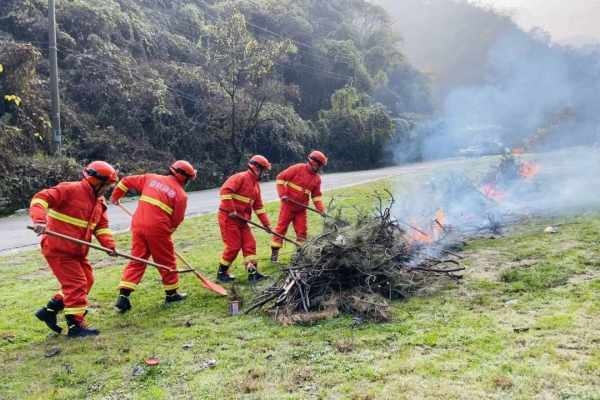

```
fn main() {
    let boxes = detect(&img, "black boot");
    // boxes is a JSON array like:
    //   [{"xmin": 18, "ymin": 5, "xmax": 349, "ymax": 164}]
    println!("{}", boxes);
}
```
[
  {"xmin": 35, "ymin": 298, "xmax": 64, "ymax": 334},
  {"xmin": 270, "ymin": 247, "xmax": 280, "ymax": 262},
  {"xmin": 114, "ymin": 294, "xmax": 132, "ymax": 313},
  {"xmin": 165, "ymin": 289, "xmax": 187, "ymax": 303},
  {"xmin": 248, "ymin": 265, "xmax": 267, "ymax": 282},
  {"xmin": 66, "ymin": 315, "xmax": 99, "ymax": 338},
  {"xmin": 217, "ymin": 264, "xmax": 235, "ymax": 283}
]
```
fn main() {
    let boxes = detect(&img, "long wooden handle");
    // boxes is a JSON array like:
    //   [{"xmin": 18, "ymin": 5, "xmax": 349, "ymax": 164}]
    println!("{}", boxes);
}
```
[
  {"xmin": 28, "ymin": 226, "xmax": 192, "ymax": 273},
  {"xmin": 116, "ymin": 203, "xmax": 227, "ymax": 296},
  {"xmin": 116, "ymin": 202, "xmax": 134, "ymax": 217},
  {"xmin": 233, "ymin": 215, "xmax": 301, "ymax": 247},
  {"xmin": 283, "ymin": 197, "xmax": 338, "ymax": 221}
]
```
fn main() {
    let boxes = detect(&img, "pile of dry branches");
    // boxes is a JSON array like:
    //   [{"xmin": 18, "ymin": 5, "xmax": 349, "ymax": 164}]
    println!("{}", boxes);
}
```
[{"xmin": 247, "ymin": 196, "xmax": 464, "ymax": 324}]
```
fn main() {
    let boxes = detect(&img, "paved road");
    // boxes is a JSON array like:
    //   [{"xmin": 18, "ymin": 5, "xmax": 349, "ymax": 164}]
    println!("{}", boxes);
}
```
[{"xmin": 0, "ymin": 159, "xmax": 465, "ymax": 254}]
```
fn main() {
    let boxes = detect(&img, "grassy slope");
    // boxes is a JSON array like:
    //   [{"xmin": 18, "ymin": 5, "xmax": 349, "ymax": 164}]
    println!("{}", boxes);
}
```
[{"xmin": 1, "ymin": 173, "xmax": 600, "ymax": 399}]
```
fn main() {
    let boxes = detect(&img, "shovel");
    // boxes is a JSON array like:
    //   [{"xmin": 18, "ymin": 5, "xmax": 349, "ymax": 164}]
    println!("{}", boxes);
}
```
[{"xmin": 115, "ymin": 203, "xmax": 227, "ymax": 296}]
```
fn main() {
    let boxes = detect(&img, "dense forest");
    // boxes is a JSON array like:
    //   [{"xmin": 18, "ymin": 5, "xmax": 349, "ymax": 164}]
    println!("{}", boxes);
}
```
[
  {"xmin": 0, "ymin": 0, "xmax": 431, "ymax": 213},
  {"xmin": 1, "ymin": 0, "xmax": 599, "ymax": 214}
]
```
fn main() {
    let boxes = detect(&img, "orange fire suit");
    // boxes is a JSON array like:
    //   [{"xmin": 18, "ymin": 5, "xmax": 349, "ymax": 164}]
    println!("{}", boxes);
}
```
[
  {"xmin": 271, "ymin": 163, "xmax": 324, "ymax": 248},
  {"xmin": 111, "ymin": 174, "xmax": 187, "ymax": 292},
  {"xmin": 218, "ymin": 170, "xmax": 270, "ymax": 266},
  {"xmin": 29, "ymin": 180, "xmax": 115, "ymax": 317}
]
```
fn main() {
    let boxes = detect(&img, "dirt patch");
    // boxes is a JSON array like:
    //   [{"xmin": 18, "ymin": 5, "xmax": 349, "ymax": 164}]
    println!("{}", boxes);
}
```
[
  {"xmin": 567, "ymin": 269, "xmax": 600, "ymax": 285},
  {"xmin": 462, "ymin": 249, "xmax": 505, "ymax": 280},
  {"xmin": 463, "ymin": 248, "xmax": 543, "ymax": 283}
]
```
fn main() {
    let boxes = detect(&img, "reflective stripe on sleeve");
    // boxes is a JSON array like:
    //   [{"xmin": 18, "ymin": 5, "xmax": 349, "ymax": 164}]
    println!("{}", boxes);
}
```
[
  {"xmin": 30, "ymin": 198, "xmax": 49, "ymax": 209},
  {"xmin": 116, "ymin": 181, "xmax": 128, "ymax": 192}
]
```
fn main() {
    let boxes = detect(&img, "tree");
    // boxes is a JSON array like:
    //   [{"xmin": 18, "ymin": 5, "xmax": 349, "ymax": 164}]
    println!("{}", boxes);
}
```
[
  {"xmin": 317, "ymin": 86, "xmax": 394, "ymax": 169},
  {"xmin": 206, "ymin": 9, "xmax": 295, "ymax": 163}
]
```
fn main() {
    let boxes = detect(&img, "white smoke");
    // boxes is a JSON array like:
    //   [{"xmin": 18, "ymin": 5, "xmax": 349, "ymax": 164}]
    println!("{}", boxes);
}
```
[{"xmin": 392, "ymin": 25, "xmax": 600, "ymax": 238}]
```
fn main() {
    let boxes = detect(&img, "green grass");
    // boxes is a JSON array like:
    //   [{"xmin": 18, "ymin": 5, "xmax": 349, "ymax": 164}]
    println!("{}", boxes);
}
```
[{"xmin": 1, "ymin": 173, "xmax": 600, "ymax": 399}]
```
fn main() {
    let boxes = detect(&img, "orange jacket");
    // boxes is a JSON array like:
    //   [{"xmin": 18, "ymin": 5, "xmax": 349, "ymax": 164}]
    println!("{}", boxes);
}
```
[
  {"xmin": 29, "ymin": 180, "xmax": 115, "ymax": 257},
  {"xmin": 276, "ymin": 163, "xmax": 324, "ymax": 212},
  {"xmin": 111, "ymin": 174, "xmax": 187, "ymax": 234},
  {"xmin": 219, "ymin": 170, "xmax": 270, "ymax": 227}
]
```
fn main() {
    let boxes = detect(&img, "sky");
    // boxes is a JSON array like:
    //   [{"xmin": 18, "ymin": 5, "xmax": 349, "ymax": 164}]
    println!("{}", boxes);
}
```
[{"xmin": 475, "ymin": 0, "xmax": 600, "ymax": 45}]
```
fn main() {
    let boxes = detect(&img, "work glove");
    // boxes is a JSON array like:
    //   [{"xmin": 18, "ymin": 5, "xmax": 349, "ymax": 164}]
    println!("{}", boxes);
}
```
[
  {"xmin": 106, "ymin": 248, "xmax": 118, "ymax": 257},
  {"xmin": 32, "ymin": 223, "xmax": 46, "ymax": 236}
]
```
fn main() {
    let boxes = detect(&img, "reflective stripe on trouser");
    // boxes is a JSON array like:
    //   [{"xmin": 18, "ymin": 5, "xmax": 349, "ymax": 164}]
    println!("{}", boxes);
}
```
[
  {"xmin": 218, "ymin": 212, "xmax": 256, "ymax": 265},
  {"xmin": 271, "ymin": 205, "xmax": 307, "ymax": 248},
  {"xmin": 44, "ymin": 254, "xmax": 94, "ymax": 316},
  {"xmin": 119, "ymin": 230, "xmax": 179, "ymax": 291}
]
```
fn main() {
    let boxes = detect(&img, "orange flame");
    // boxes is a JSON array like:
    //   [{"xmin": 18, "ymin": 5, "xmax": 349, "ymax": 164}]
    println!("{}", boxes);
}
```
[
  {"xmin": 481, "ymin": 184, "xmax": 505, "ymax": 201},
  {"xmin": 408, "ymin": 218, "xmax": 432, "ymax": 244},
  {"xmin": 519, "ymin": 161, "xmax": 540, "ymax": 179},
  {"xmin": 432, "ymin": 208, "xmax": 446, "ymax": 241},
  {"xmin": 408, "ymin": 209, "xmax": 447, "ymax": 245},
  {"xmin": 435, "ymin": 208, "xmax": 446, "ymax": 226}
]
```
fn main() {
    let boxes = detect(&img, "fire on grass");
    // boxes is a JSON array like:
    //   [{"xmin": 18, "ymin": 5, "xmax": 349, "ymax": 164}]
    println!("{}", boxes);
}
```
[
  {"xmin": 248, "ymin": 146, "xmax": 546, "ymax": 325},
  {"xmin": 480, "ymin": 149, "xmax": 541, "ymax": 202}
]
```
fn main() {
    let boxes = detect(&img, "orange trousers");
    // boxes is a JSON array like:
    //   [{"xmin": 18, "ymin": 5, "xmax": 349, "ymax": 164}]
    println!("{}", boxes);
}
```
[
  {"xmin": 118, "ymin": 230, "xmax": 179, "ymax": 291},
  {"xmin": 44, "ymin": 254, "xmax": 93, "ymax": 316},
  {"xmin": 271, "ymin": 204, "xmax": 307, "ymax": 248},
  {"xmin": 218, "ymin": 211, "xmax": 257, "ymax": 266}
]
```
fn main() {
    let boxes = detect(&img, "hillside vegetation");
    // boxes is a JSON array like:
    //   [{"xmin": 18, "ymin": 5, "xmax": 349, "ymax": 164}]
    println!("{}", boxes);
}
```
[{"xmin": 0, "ymin": 0, "xmax": 431, "ymax": 213}]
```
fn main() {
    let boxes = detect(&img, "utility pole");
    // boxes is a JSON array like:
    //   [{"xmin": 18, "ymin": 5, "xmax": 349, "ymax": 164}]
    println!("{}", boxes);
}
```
[{"xmin": 48, "ymin": 0, "xmax": 62, "ymax": 154}]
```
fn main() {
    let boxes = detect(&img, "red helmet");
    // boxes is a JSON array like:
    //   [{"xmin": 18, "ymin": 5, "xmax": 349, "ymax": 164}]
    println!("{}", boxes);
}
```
[
  {"xmin": 248, "ymin": 155, "xmax": 271, "ymax": 171},
  {"xmin": 83, "ymin": 161, "xmax": 118, "ymax": 185},
  {"xmin": 308, "ymin": 150, "xmax": 328, "ymax": 167},
  {"xmin": 169, "ymin": 160, "xmax": 197, "ymax": 182}
]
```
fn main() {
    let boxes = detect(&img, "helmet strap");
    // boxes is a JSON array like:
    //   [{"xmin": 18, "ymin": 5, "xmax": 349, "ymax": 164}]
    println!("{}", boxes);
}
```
[{"xmin": 249, "ymin": 163, "xmax": 263, "ymax": 179}]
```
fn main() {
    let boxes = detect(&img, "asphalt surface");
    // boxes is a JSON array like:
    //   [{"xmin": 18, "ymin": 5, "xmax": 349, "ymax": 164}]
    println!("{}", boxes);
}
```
[{"xmin": 0, "ymin": 159, "xmax": 464, "ymax": 254}]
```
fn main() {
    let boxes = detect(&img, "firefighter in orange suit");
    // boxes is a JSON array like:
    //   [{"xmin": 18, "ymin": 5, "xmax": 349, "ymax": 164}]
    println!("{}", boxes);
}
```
[
  {"xmin": 30, "ymin": 161, "xmax": 118, "ymax": 337},
  {"xmin": 217, "ymin": 155, "xmax": 272, "ymax": 283},
  {"xmin": 270, "ymin": 151, "xmax": 327, "ymax": 262},
  {"xmin": 110, "ymin": 160, "xmax": 196, "ymax": 312}
]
